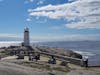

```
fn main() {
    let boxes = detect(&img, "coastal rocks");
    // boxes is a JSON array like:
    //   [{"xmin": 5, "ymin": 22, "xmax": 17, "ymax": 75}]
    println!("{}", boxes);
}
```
[
  {"xmin": 63, "ymin": 50, "xmax": 82, "ymax": 59},
  {"xmin": 0, "ymin": 46, "xmax": 82, "ymax": 60},
  {"xmin": 35, "ymin": 46, "xmax": 82, "ymax": 59}
]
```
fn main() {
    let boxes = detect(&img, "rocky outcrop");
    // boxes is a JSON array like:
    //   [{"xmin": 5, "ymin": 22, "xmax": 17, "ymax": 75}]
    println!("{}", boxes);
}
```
[
  {"xmin": 35, "ymin": 46, "xmax": 82, "ymax": 59},
  {"xmin": 0, "ymin": 46, "xmax": 82, "ymax": 59}
]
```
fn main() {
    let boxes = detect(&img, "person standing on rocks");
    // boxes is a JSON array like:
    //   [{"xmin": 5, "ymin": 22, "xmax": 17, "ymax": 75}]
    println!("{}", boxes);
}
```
[
  {"xmin": 82, "ymin": 56, "xmax": 88, "ymax": 67},
  {"xmin": 0, "ymin": 55, "xmax": 1, "ymax": 60}
]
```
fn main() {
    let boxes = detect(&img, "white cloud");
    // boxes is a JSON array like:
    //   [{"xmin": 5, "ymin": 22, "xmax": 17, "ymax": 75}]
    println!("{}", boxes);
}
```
[
  {"xmin": 29, "ymin": 0, "xmax": 34, "ymax": 2},
  {"xmin": 0, "ymin": 41, "xmax": 22, "ymax": 47},
  {"xmin": 27, "ymin": 0, "xmax": 34, "ymax": 2},
  {"xmin": 28, "ymin": 0, "xmax": 100, "ymax": 29},
  {"xmin": 26, "ymin": 18, "xmax": 32, "ymax": 21},
  {"xmin": 35, "ymin": 19, "xmax": 47, "ymax": 23},
  {"xmin": 34, "ymin": 16, "xmax": 47, "ymax": 23},
  {"xmin": 31, "ymin": 34, "xmax": 100, "ymax": 41},
  {"xmin": 66, "ymin": 21, "xmax": 100, "ymax": 29},
  {"xmin": 25, "ymin": 0, "xmax": 45, "ymax": 5},
  {"xmin": 0, "ymin": 33, "xmax": 100, "ymax": 41},
  {"xmin": 24, "ymin": 0, "xmax": 34, "ymax": 4},
  {"xmin": 0, "ymin": 34, "xmax": 22, "ymax": 38},
  {"xmin": 37, "ymin": 0, "xmax": 44, "ymax": 5},
  {"xmin": 68, "ymin": 0, "xmax": 74, "ymax": 1},
  {"xmin": 0, "ymin": 34, "xmax": 22, "ymax": 41}
]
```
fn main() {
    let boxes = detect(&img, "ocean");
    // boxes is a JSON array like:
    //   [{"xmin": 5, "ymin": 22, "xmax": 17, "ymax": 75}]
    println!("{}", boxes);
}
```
[{"xmin": 36, "ymin": 41, "xmax": 100, "ymax": 66}]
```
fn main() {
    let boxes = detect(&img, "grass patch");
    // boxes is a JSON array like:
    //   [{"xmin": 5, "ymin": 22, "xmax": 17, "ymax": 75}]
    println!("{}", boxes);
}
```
[{"xmin": 0, "ymin": 50, "xmax": 10, "ymax": 55}]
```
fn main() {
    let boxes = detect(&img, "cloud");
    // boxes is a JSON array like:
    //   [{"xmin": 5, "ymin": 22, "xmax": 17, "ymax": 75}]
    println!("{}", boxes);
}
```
[
  {"xmin": 36, "ymin": 19, "xmax": 47, "ymax": 23},
  {"xmin": 0, "ymin": 34, "xmax": 21, "ymax": 38},
  {"xmin": 28, "ymin": 0, "xmax": 100, "ymax": 29},
  {"xmin": 31, "ymin": 34, "xmax": 100, "ymax": 41},
  {"xmin": 0, "ymin": 41, "xmax": 22, "ymax": 47},
  {"xmin": 26, "ymin": 18, "xmax": 32, "ymax": 21},
  {"xmin": 27, "ymin": 0, "xmax": 34, "ymax": 2},
  {"xmin": 68, "ymin": 0, "xmax": 75, "ymax": 1},
  {"xmin": 65, "ymin": 19, "xmax": 100, "ymax": 29},
  {"xmin": 25, "ymin": 0, "xmax": 45, "ymax": 5},
  {"xmin": 29, "ymin": 0, "xmax": 34, "ymax": 2},
  {"xmin": 0, "ymin": 34, "xmax": 22, "ymax": 41},
  {"xmin": 0, "ymin": 33, "xmax": 100, "ymax": 41},
  {"xmin": 37, "ymin": 0, "xmax": 44, "ymax": 5},
  {"xmin": 24, "ymin": 0, "xmax": 34, "ymax": 4}
]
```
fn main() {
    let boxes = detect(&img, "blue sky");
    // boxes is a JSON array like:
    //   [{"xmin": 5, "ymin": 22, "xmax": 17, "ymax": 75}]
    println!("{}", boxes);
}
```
[{"xmin": 0, "ymin": 0, "xmax": 100, "ymax": 42}]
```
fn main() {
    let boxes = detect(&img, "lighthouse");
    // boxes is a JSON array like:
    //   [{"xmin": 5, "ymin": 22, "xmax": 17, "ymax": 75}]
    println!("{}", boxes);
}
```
[{"xmin": 23, "ymin": 27, "xmax": 30, "ymax": 46}]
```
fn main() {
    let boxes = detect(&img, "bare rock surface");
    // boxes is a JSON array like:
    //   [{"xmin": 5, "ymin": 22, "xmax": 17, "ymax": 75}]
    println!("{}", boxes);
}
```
[
  {"xmin": 0, "ymin": 61, "xmax": 50, "ymax": 75},
  {"xmin": 0, "ymin": 59, "xmax": 100, "ymax": 75},
  {"xmin": 0, "ymin": 60, "xmax": 67, "ymax": 75},
  {"xmin": 67, "ymin": 69, "xmax": 100, "ymax": 75},
  {"xmin": 35, "ymin": 46, "xmax": 82, "ymax": 59}
]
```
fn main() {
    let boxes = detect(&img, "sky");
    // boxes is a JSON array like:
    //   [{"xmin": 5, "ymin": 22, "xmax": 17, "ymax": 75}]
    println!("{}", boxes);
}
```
[{"xmin": 0, "ymin": 0, "xmax": 100, "ymax": 42}]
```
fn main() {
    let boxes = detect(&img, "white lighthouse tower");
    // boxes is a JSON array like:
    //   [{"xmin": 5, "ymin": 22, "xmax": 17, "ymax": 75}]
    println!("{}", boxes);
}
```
[{"xmin": 24, "ymin": 27, "xmax": 30, "ymax": 46}]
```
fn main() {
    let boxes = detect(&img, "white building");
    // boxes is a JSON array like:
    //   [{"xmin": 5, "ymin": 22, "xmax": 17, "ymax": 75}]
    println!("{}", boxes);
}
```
[{"xmin": 23, "ymin": 27, "xmax": 30, "ymax": 46}]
